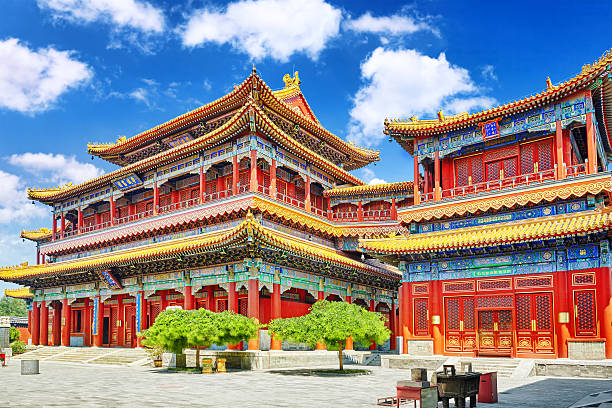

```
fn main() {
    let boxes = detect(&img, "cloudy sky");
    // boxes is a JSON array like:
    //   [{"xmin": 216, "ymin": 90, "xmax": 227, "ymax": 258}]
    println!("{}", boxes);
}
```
[{"xmin": 0, "ymin": 0, "xmax": 611, "ymax": 292}]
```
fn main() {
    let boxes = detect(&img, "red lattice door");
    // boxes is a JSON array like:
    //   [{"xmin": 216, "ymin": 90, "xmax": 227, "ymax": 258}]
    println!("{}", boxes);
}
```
[
  {"xmin": 124, "ymin": 305, "xmax": 135, "ymax": 347},
  {"xmin": 149, "ymin": 302, "xmax": 162, "ymax": 326},
  {"xmin": 520, "ymin": 138, "xmax": 553, "ymax": 174},
  {"xmin": 238, "ymin": 299, "xmax": 248, "ymax": 316},
  {"xmin": 217, "ymin": 299, "xmax": 228, "ymax": 312},
  {"xmin": 110, "ymin": 306, "xmax": 119, "ymax": 346},
  {"xmin": 477, "ymin": 310, "xmax": 513, "ymax": 356},
  {"xmin": 444, "ymin": 297, "xmax": 476, "ymax": 352},
  {"xmin": 413, "ymin": 298, "xmax": 430, "ymax": 336},
  {"xmin": 574, "ymin": 290, "xmax": 597, "ymax": 336},
  {"xmin": 516, "ymin": 293, "xmax": 554, "ymax": 354},
  {"xmin": 455, "ymin": 155, "xmax": 483, "ymax": 187}
]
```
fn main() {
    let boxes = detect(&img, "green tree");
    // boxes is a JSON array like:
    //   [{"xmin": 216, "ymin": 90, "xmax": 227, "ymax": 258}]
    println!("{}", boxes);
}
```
[
  {"xmin": 141, "ymin": 309, "xmax": 258, "ymax": 368},
  {"xmin": 10, "ymin": 327, "xmax": 20, "ymax": 342},
  {"xmin": 268, "ymin": 300, "xmax": 391, "ymax": 371},
  {"xmin": 0, "ymin": 297, "xmax": 28, "ymax": 317}
]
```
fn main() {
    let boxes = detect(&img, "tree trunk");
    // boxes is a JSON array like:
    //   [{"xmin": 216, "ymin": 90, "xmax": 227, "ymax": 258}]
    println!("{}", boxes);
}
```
[
  {"xmin": 195, "ymin": 346, "xmax": 201, "ymax": 369},
  {"xmin": 338, "ymin": 342, "xmax": 344, "ymax": 371}
]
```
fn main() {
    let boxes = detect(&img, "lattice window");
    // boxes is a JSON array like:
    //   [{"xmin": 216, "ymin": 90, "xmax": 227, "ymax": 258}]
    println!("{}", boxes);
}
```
[
  {"xmin": 535, "ymin": 294, "xmax": 552, "ymax": 330},
  {"xmin": 575, "ymin": 290, "xmax": 596, "ymax": 336},
  {"xmin": 484, "ymin": 145, "xmax": 519, "ymax": 162},
  {"xmin": 499, "ymin": 310, "xmax": 512, "ymax": 331},
  {"xmin": 476, "ymin": 295, "xmax": 513, "ymax": 309},
  {"xmin": 217, "ymin": 299, "xmax": 228, "ymax": 312},
  {"xmin": 537, "ymin": 139, "xmax": 553, "ymax": 171},
  {"xmin": 413, "ymin": 285, "xmax": 428, "ymax": 294},
  {"xmin": 520, "ymin": 139, "xmax": 553, "ymax": 173},
  {"xmin": 520, "ymin": 143, "xmax": 535, "ymax": 174},
  {"xmin": 516, "ymin": 295, "xmax": 531, "ymax": 330},
  {"xmin": 478, "ymin": 279, "xmax": 512, "ymax": 291},
  {"xmin": 480, "ymin": 311, "xmax": 494, "ymax": 330},
  {"xmin": 486, "ymin": 161, "xmax": 500, "ymax": 181},
  {"xmin": 238, "ymin": 172, "xmax": 250, "ymax": 187},
  {"xmin": 573, "ymin": 273, "xmax": 595, "ymax": 285},
  {"xmin": 515, "ymin": 276, "xmax": 553, "ymax": 288},
  {"xmin": 239, "ymin": 300, "xmax": 248, "ymax": 316},
  {"xmin": 444, "ymin": 282, "xmax": 475, "ymax": 292},
  {"xmin": 456, "ymin": 158, "xmax": 469, "ymax": 186},
  {"xmin": 446, "ymin": 298, "xmax": 460, "ymax": 331},
  {"xmin": 414, "ymin": 298, "xmax": 429, "ymax": 336},
  {"xmin": 455, "ymin": 156, "xmax": 483, "ymax": 186},
  {"xmin": 463, "ymin": 298, "xmax": 475, "ymax": 330},
  {"xmin": 503, "ymin": 157, "xmax": 517, "ymax": 177}
]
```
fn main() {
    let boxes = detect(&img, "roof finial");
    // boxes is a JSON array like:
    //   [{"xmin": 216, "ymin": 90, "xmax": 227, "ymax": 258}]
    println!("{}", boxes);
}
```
[
  {"xmin": 252, "ymin": 64, "xmax": 257, "ymax": 75},
  {"xmin": 546, "ymin": 77, "xmax": 553, "ymax": 90},
  {"xmin": 437, "ymin": 110, "xmax": 444, "ymax": 121}
]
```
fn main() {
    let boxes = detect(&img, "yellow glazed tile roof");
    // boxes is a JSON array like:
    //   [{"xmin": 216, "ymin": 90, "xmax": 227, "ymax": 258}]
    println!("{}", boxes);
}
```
[
  {"xmin": 385, "ymin": 48, "xmax": 612, "ymax": 136},
  {"xmin": 325, "ymin": 181, "xmax": 414, "ymax": 197},
  {"xmin": 4, "ymin": 287, "xmax": 33, "ymax": 299},
  {"xmin": 21, "ymin": 228, "xmax": 52, "ymax": 242},
  {"xmin": 360, "ymin": 209, "xmax": 612, "ymax": 254},
  {"xmin": 1, "ymin": 212, "xmax": 395, "ymax": 282}
]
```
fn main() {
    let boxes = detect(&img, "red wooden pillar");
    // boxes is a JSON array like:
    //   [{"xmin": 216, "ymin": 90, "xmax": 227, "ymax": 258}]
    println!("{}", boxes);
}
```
[
  {"xmin": 345, "ymin": 294, "xmax": 353, "ymax": 350},
  {"xmin": 357, "ymin": 201, "xmax": 364, "ymax": 221},
  {"xmin": 553, "ymin": 270, "xmax": 571, "ymax": 358},
  {"xmin": 94, "ymin": 296, "xmax": 103, "ymax": 347},
  {"xmin": 413, "ymin": 140, "xmax": 421, "ymax": 205},
  {"xmin": 327, "ymin": 200, "xmax": 333, "ymax": 221},
  {"xmin": 60, "ymin": 212, "xmax": 65, "ymax": 239},
  {"xmin": 247, "ymin": 275, "xmax": 260, "ymax": 350},
  {"xmin": 586, "ymin": 108, "xmax": 597, "ymax": 174},
  {"xmin": 31, "ymin": 302, "xmax": 40, "ymax": 345},
  {"xmin": 83, "ymin": 299, "xmax": 91, "ymax": 347},
  {"xmin": 391, "ymin": 198, "xmax": 397, "ymax": 219},
  {"xmin": 401, "ymin": 282, "xmax": 411, "ymax": 353},
  {"xmin": 434, "ymin": 151, "xmax": 441, "ymax": 201},
  {"xmin": 40, "ymin": 301, "xmax": 48, "ymax": 346},
  {"xmin": 369, "ymin": 299, "xmax": 377, "ymax": 350},
  {"xmin": 185, "ymin": 286, "xmax": 194, "ymax": 310},
  {"xmin": 431, "ymin": 280, "xmax": 443, "ymax": 355},
  {"xmin": 250, "ymin": 149, "xmax": 258, "ymax": 192},
  {"xmin": 52, "ymin": 302, "xmax": 61, "ymax": 346},
  {"xmin": 555, "ymin": 120, "xmax": 566, "ymax": 179},
  {"xmin": 52, "ymin": 214, "xmax": 57, "ymax": 241},
  {"xmin": 61, "ymin": 298, "xmax": 71, "ymax": 346},
  {"xmin": 390, "ymin": 299, "xmax": 397, "ymax": 351},
  {"xmin": 232, "ymin": 155, "xmax": 239, "ymax": 195},
  {"xmin": 305, "ymin": 175, "xmax": 311, "ymax": 211},
  {"xmin": 110, "ymin": 195, "xmax": 116, "ymax": 226},
  {"xmin": 77, "ymin": 207, "xmax": 83, "ymax": 234},
  {"xmin": 270, "ymin": 158, "xmax": 277, "ymax": 198},
  {"xmin": 271, "ymin": 282, "xmax": 282, "ymax": 350},
  {"xmin": 153, "ymin": 182, "xmax": 159, "ymax": 215},
  {"xmin": 598, "ymin": 267, "xmax": 612, "ymax": 358},
  {"xmin": 199, "ymin": 163, "xmax": 205, "ymax": 202},
  {"xmin": 27, "ymin": 309, "xmax": 32, "ymax": 341}
]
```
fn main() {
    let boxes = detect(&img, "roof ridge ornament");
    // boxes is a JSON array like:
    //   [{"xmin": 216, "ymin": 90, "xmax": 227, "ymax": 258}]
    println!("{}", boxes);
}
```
[
  {"xmin": 546, "ymin": 77, "xmax": 553, "ymax": 91},
  {"xmin": 282, "ymin": 71, "xmax": 301, "ymax": 90}
]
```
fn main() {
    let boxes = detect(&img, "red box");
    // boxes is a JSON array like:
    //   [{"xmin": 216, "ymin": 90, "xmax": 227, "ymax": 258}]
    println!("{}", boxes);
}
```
[{"xmin": 478, "ymin": 372, "xmax": 498, "ymax": 403}]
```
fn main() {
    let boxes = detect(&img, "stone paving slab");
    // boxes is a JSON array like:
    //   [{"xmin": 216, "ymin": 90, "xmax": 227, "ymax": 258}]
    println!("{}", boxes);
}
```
[{"xmin": 0, "ymin": 359, "xmax": 611, "ymax": 407}]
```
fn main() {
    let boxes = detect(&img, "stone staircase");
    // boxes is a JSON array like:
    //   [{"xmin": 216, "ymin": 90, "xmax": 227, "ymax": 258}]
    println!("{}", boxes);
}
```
[
  {"xmin": 448, "ymin": 357, "xmax": 523, "ymax": 378},
  {"xmin": 363, "ymin": 353, "xmax": 382, "ymax": 366},
  {"xmin": 13, "ymin": 346, "xmax": 150, "ymax": 367}
]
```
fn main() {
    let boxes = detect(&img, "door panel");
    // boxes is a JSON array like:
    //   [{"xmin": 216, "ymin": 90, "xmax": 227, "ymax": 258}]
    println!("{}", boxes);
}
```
[
  {"xmin": 110, "ymin": 306, "xmax": 118, "ymax": 346},
  {"xmin": 124, "ymin": 306, "xmax": 135, "ymax": 347},
  {"xmin": 478, "ymin": 310, "xmax": 513, "ymax": 355},
  {"xmin": 574, "ymin": 290, "xmax": 597, "ymax": 336},
  {"xmin": 413, "ymin": 298, "xmax": 429, "ymax": 336},
  {"xmin": 516, "ymin": 293, "xmax": 554, "ymax": 354},
  {"xmin": 445, "ymin": 297, "xmax": 476, "ymax": 352}
]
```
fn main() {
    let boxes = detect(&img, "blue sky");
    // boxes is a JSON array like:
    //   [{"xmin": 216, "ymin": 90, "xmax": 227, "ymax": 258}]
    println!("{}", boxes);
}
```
[{"xmin": 0, "ymin": 0, "xmax": 610, "ymax": 292}]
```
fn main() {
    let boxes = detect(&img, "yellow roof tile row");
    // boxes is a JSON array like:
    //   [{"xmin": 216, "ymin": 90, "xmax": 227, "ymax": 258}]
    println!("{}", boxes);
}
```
[
  {"xmin": 4, "ymin": 287, "xmax": 33, "ymax": 299},
  {"xmin": 360, "ymin": 209, "xmax": 612, "ymax": 254},
  {"xmin": 325, "ymin": 181, "xmax": 414, "ymax": 197}
]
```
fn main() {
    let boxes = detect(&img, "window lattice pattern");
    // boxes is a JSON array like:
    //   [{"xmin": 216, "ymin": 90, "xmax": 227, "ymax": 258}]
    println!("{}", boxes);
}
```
[
  {"xmin": 521, "ymin": 143, "xmax": 535, "ymax": 174},
  {"xmin": 217, "ymin": 300, "xmax": 228, "ymax": 312},
  {"xmin": 479, "ymin": 280, "xmax": 512, "ymax": 291},
  {"xmin": 472, "ymin": 159, "xmax": 484, "ymax": 183},
  {"xmin": 445, "ymin": 282, "xmax": 475, "ymax": 292},
  {"xmin": 535, "ymin": 294, "xmax": 551, "ymax": 330},
  {"xmin": 463, "ymin": 298, "xmax": 475, "ymax": 330},
  {"xmin": 446, "ymin": 298, "xmax": 460, "ymax": 330},
  {"xmin": 239, "ymin": 300, "xmax": 248, "ymax": 316},
  {"xmin": 516, "ymin": 295, "xmax": 531, "ymax": 330},
  {"xmin": 575, "ymin": 291, "xmax": 596, "ymax": 335},
  {"xmin": 480, "ymin": 311, "xmax": 494, "ymax": 331},
  {"xmin": 499, "ymin": 310, "xmax": 512, "ymax": 331},
  {"xmin": 415, "ymin": 299, "xmax": 428, "ymax": 332},
  {"xmin": 484, "ymin": 145, "xmax": 519, "ymax": 162},
  {"xmin": 574, "ymin": 274, "xmax": 595, "ymax": 285},
  {"xmin": 515, "ymin": 277, "xmax": 552, "ymax": 288},
  {"xmin": 413, "ymin": 285, "xmax": 428, "ymax": 294},
  {"xmin": 476, "ymin": 295, "xmax": 513, "ymax": 309},
  {"xmin": 456, "ymin": 159, "xmax": 469, "ymax": 186},
  {"xmin": 486, "ymin": 161, "xmax": 500, "ymax": 181},
  {"xmin": 538, "ymin": 140, "xmax": 553, "ymax": 170},
  {"xmin": 504, "ymin": 158, "xmax": 517, "ymax": 177}
]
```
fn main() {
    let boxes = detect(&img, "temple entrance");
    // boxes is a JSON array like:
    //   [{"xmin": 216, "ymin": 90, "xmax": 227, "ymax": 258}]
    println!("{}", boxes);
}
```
[
  {"xmin": 102, "ymin": 317, "xmax": 110, "ymax": 345},
  {"xmin": 444, "ymin": 297, "xmax": 476, "ymax": 353},
  {"xmin": 477, "ymin": 310, "xmax": 513, "ymax": 356},
  {"xmin": 516, "ymin": 292, "xmax": 554, "ymax": 355}
]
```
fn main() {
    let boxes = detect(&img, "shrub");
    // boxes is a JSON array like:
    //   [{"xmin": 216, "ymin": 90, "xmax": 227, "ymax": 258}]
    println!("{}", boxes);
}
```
[
  {"xmin": 11, "ymin": 340, "xmax": 26, "ymax": 355},
  {"xmin": 9, "ymin": 327, "xmax": 20, "ymax": 343}
]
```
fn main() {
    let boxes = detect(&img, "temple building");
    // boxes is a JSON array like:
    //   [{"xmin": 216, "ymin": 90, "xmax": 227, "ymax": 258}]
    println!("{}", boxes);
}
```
[
  {"xmin": 361, "ymin": 49, "xmax": 612, "ymax": 359},
  {"xmin": 2, "ymin": 50, "xmax": 612, "ymax": 360},
  {"xmin": 0, "ymin": 70, "xmax": 403, "ymax": 351}
]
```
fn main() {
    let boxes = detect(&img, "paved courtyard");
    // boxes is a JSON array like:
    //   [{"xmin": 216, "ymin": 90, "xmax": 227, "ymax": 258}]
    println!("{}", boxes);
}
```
[{"xmin": 1, "ymin": 360, "xmax": 611, "ymax": 407}]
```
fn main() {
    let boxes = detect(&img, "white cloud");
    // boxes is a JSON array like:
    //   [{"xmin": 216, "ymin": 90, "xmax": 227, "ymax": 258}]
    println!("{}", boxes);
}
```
[
  {"xmin": 0, "ymin": 171, "xmax": 47, "ymax": 224},
  {"xmin": 178, "ymin": 0, "xmax": 342, "ymax": 62},
  {"xmin": 8, "ymin": 153, "xmax": 105, "ymax": 185},
  {"xmin": 37, "ymin": 0, "xmax": 165, "ymax": 34},
  {"xmin": 360, "ymin": 168, "xmax": 387, "ymax": 185},
  {"xmin": 0, "ymin": 38, "xmax": 92, "ymax": 114},
  {"xmin": 348, "ymin": 48, "xmax": 496, "ymax": 146},
  {"xmin": 481, "ymin": 64, "xmax": 497, "ymax": 81},
  {"xmin": 345, "ymin": 11, "xmax": 437, "ymax": 37}
]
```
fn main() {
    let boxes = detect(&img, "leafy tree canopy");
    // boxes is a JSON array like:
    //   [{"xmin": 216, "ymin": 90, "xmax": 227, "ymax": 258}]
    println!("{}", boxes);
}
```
[
  {"xmin": 0, "ymin": 297, "xmax": 28, "ymax": 317},
  {"xmin": 10, "ymin": 327, "xmax": 20, "ymax": 343}
]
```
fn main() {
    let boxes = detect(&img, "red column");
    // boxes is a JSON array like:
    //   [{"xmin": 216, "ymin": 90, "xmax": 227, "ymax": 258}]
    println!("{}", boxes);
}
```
[
  {"xmin": 250, "ymin": 149, "xmax": 258, "ymax": 192},
  {"xmin": 555, "ymin": 120, "xmax": 566, "ymax": 179},
  {"xmin": 153, "ymin": 182, "xmax": 159, "ymax": 215},
  {"xmin": 31, "ymin": 302, "xmax": 40, "ymax": 345},
  {"xmin": 586, "ymin": 109, "xmax": 597, "ymax": 174},
  {"xmin": 40, "ymin": 301, "xmax": 48, "ymax": 346},
  {"xmin": 432, "ymin": 280, "xmax": 443, "ymax": 355},
  {"xmin": 93, "ymin": 296, "xmax": 103, "ymax": 347},
  {"xmin": 345, "ymin": 295, "xmax": 353, "ymax": 350},
  {"xmin": 391, "ymin": 198, "xmax": 397, "ymax": 220},
  {"xmin": 327, "ymin": 200, "xmax": 332, "ymax": 221},
  {"xmin": 52, "ymin": 302, "xmax": 61, "ymax": 346},
  {"xmin": 401, "ymin": 282, "xmax": 411, "ymax": 353},
  {"xmin": 270, "ymin": 158, "xmax": 277, "ymax": 198},
  {"xmin": 60, "ymin": 212, "xmax": 65, "ymax": 238},
  {"xmin": 185, "ymin": 286, "xmax": 194, "ymax": 310},
  {"xmin": 77, "ymin": 207, "xmax": 83, "ymax": 234},
  {"xmin": 434, "ymin": 151, "xmax": 441, "ymax": 201},
  {"xmin": 599, "ymin": 267, "xmax": 612, "ymax": 358},
  {"xmin": 232, "ymin": 155, "xmax": 239, "ymax": 195},
  {"xmin": 357, "ymin": 201, "xmax": 364, "ymax": 221},
  {"xmin": 413, "ymin": 140, "xmax": 421, "ymax": 205},
  {"xmin": 61, "ymin": 298, "xmax": 71, "ymax": 346},
  {"xmin": 110, "ymin": 195, "xmax": 116, "ymax": 226},
  {"xmin": 305, "ymin": 175, "xmax": 311, "ymax": 211},
  {"xmin": 369, "ymin": 299, "xmax": 377, "ymax": 350},
  {"xmin": 28, "ymin": 309, "xmax": 32, "ymax": 341},
  {"xmin": 271, "ymin": 282, "xmax": 282, "ymax": 350},
  {"xmin": 199, "ymin": 164, "xmax": 205, "ymax": 202},
  {"xmin": 390, "ymin": 300, "xmax": 397, "ymax": 351},
  {"xmin": 247, "ymin": 277, "xmax": 260, "ymax": 350},
  {"xmin": 52, "ymin": 214, "xmax": 57, "ymax": 241}
]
